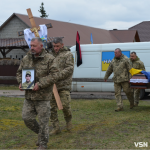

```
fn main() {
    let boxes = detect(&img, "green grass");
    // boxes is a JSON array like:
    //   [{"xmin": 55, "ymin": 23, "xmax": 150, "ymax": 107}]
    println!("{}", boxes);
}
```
[
  {"xmin": 0, "ymin": 97, "xmax": 150, "ymax": 149},
  {"xmin": 0, "ymin": 85, "xmax": 18, "ymax": 90}
]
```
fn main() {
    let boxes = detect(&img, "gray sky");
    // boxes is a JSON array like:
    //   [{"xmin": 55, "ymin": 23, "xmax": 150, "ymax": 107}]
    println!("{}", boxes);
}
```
[{"xmin": 0, "ymin": 0, "xmax": 150, "ymax": 30}]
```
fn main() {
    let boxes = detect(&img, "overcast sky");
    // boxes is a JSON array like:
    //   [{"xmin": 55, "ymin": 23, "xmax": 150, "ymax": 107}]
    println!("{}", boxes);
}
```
[{"xmin": 0, "ymin": 0, "xmax": 150, "ymax": 30}]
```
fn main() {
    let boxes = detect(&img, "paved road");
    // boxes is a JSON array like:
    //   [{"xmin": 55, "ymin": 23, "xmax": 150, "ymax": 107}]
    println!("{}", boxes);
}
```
[
  {"xmin": 0, "ymin": 90, "xmax": 149, "ymax": 100},
  {"xmin": 0, "ymin": 90, "xmax": 25, "ymax": 98},
  {"xmin": 0, "ymin": 90, "xmax": 126, "ymax": 99}
]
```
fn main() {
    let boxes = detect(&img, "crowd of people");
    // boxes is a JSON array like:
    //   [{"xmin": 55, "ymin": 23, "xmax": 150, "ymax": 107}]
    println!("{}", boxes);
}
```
[{"xmin": 16, "ymin": 37, "xmax": 145, "ymax": 149}]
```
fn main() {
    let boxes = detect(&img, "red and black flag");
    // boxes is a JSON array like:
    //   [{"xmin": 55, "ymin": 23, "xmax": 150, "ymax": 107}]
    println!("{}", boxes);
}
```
[{"xmin": 76, "ymin": 31, "xmax": 82, "ymax": 67}]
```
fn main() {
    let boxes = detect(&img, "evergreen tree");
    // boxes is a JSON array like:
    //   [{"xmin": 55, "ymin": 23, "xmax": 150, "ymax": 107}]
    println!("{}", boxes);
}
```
[{"xmin": 38, "ymin": 2, "xmax": 49, "ymax": 18}]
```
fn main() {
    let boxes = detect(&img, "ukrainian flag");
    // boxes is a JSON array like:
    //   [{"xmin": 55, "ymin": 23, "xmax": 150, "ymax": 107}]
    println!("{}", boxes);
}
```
[
  {"xmin": 90, "ymin": 33, "xmax": 93, "ymax": 44},
  {"xmin": 129, "ymin": 68, "xmax": 150, "ymax": 82},
  {"xmin": 102, "ymin": 51, "xmax": 130, "ymax": 71},
  {"xmin": 129, "ymin": 68, "xmax": 142, "ymax": 76}
]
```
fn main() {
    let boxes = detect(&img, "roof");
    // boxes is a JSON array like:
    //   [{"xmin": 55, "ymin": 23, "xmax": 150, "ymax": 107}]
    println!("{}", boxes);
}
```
[
  {"xmin": 0, "ymin": 37, "xmax": 63, "ymax": 49},
  {"xmin": 129, "ymin": 21, "xmax": 150, "ymax": 42},
  {"xmin": 0, "ymin": 13, "xmax": 140, "ymax": 46},
  {"xmin": 0, "ymin": 38, "xmax": 28, "ymax": 49},
  {"xmin": 110, "ymin": 30, "xmax": 140, "ymax": 42}
]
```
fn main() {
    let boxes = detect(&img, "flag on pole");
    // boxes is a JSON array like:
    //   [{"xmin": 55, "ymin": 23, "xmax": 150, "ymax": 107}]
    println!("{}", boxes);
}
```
[
  {"xmin": 90, "ymin": 33, "xmax": 93, "ymax": 44},
  {"xmin": 76, "ymin": 31, "xmax": 82, "ymax": 67}
]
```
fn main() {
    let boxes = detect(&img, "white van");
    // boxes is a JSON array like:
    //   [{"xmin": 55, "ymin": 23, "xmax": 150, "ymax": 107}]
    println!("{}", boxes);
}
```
[{"xmin": 70, "ymin": 42, "xmax": 150, "ymax": 99}]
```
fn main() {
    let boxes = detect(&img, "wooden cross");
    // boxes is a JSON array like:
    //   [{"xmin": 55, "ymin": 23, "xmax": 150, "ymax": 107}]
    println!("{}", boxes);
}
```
[
  {"xmin": 26, "ymin": 8, "xmax": 40, "ymax": 37},
  {"xmin": 18, "ymin": 8, "xmax": 53, "ymax": 36},
  {"xmin": 18, "ymin": 8, "xmax": 63, "ymax": 110}
]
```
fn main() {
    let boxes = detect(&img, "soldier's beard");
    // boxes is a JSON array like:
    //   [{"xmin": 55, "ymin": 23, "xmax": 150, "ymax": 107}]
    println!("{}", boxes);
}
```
[
  {"xmin": 130, "ymin": 58, "xmax": 135, "ymax": 61},
  {"xmin": 31, "ymin": 50, "xmax": 41, "ymax": 57},
  {"xmin": 31, "ymin": 50, "xmax": 36, "ymax": 55}
]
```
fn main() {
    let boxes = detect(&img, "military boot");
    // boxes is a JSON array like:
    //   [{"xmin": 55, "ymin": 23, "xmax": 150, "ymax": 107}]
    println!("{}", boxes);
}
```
[
  {"xmin": 36, "ymin": 141, "xmax": 39, "ymax": 146},
  {"xmin": 115, "ymin": 107, "xmax": 124, "ymax": 112},
  {"xmin": 130, "ymin": 103, "xmax": 134, "ymax": 109},
  {"xmin": 36, "ymin": 135, "xmax": 40, "ymax": 146},
  {"xmin": 66, "ymin": 121, "xmax": 73, "ymax": 131},
  {"xmin": 37, "ymin": 145, "xmax": 46, "ymax": 150},
  {"xmin": 49, "ymin": 128, "xmax": 61, "ymax": 135},
  {"xmin": 49, "ymin": 122, "xmax": 61, "ymax": 135},
  {"xmin": 134, "ymin": 102, "xmax": 138, "ymax": 107}
]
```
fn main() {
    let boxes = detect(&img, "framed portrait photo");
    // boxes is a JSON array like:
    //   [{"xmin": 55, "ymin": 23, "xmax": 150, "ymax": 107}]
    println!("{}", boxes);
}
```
[{"xmin": 21, "ymin": 68, "xmax": 35, "ymax": 90}]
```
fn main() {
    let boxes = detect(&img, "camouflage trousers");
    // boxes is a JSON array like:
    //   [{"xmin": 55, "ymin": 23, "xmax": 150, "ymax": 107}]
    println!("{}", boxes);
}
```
[
  {"xmin": 134, "ymin": 89, "xmax": 140, "ymax": 103},
  {"xmin": 50, "ymin": 90, "xmax": 72, "ymax": 128},
  {"xmin": 114, "ymin": 81, "xmax": 134, "ymax": 108},
  {"xmin": 22, "ymin": 99, "xmax": 50, "ymax": 148}
]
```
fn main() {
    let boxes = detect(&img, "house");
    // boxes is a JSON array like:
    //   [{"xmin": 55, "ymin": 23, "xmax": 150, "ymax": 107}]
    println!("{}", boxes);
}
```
[
  {"xmin": 0, "ymin": 13, "xmax": 140, "ymax": 60},
  {"xmin": 129, "ymin": 21, "xmax": 150, "ymax": 42}
]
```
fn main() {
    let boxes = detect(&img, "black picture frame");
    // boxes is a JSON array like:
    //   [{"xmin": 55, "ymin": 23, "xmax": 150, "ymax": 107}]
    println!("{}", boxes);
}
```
[{"xmin": 21, "ymin": 68, "xmax": 35, "ymax": 90}]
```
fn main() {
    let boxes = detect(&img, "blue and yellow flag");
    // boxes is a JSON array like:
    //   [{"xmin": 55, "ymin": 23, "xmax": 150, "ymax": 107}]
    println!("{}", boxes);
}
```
[
  {"xmin": 129, "ymin": 68, "xmax": 150, "ymax": 82},
  {"xmin": 90, "ymin": 33, "xmax": 93, "ymax": 44},
  {"xmin": 129, "ymin": 68, "xmax": 142, "ymax": 76},
  {"xmin": 102, "ymin": 51, "xmax": 130, "ymax": 71}
]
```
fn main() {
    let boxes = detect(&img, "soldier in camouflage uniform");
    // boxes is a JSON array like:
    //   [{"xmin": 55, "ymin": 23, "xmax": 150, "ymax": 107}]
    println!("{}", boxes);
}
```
[
  {"xmin": 49, "ymin": 37, "xmax": 74, "ymax": 135},
  {"xmin": 22, "ymin": 71, "xmax": 34, "ymax": 89},
  {"xmin": 16, "ymin": 37, "xmax": 62, "ymax": 149},
  {"xmin": 104, "ymin": 48, "xmax": 134, "ymax": 111},
  {"xmin": 129, "ymin": 51, "xmax": 145, "ymax": 107}
]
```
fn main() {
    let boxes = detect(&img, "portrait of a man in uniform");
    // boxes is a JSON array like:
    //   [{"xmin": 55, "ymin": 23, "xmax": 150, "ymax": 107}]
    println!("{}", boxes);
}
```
[{"xmin": 22, "ymin": 70, "xmax": 34, "ymax": 89}]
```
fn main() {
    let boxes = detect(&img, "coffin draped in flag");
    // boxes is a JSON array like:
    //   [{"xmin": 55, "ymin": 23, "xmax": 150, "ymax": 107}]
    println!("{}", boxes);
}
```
[
  {"xmin": 76, "ymin": 31, "xmax": 82, "ymax": 67},
  {"xmin": 129, "ymin": 68, "xmax": 150, "ymax": 82},
  {"xmin": 129, "ymin": 68, "xmax": 150, "ymax": 89}
]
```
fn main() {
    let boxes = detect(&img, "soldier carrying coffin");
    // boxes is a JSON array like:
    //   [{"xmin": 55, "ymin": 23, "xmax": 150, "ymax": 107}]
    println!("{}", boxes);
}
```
[
  {"xmin": 129, "ymin": 51, "xmax": 146, "ymax": 107},
  {"xmin": 104, "ymin": 48, "xmax": 134, "ymax": 112}
]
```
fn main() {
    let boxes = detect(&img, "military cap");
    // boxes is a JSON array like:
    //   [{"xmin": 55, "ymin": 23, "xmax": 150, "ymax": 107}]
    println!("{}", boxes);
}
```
[{"xmin": 26, "ymin": 71, "xmax": 31, "ymax": 76}]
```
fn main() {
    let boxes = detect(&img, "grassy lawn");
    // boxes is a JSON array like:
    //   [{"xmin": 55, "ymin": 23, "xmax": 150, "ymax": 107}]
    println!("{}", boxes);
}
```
[
  {"xmin": 0, "ymin": 97, "xmax": 150, "ymax": 149},
  {"xmin": 0, "ymin": 85, "xmax": 18, "ymax": 90}
]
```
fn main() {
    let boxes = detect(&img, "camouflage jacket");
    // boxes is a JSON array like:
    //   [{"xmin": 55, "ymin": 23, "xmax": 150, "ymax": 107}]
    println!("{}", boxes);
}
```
[
  {"xmin": 104, "ymin": 54, "xmax": 131, "ymax": 83},
  {"xmin": 16, "ymin": 49, "xmax": 61, "ymax": 101},
  {"xmin": 49, "ymin": 47, "xmax": 74, "ymax": 91},
  {"xmin": 129, "ymin": 56, "xmax": 145, "ymax": 71},
  {"xmin": 22, "ymin": 81, "xmax": 34, "ymax": 89}
]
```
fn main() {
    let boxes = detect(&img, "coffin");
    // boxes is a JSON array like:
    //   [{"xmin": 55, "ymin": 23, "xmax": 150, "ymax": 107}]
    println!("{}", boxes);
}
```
[{"xmin": 130, "ymin": 74, "xmax": 150, "ymax": 89}]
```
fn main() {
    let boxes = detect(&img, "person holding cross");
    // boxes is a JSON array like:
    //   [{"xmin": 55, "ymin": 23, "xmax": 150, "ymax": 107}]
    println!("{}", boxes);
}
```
[
  {"xmin": 16, "ymin": 37, "xmax": 62, "ymax": 149},
  {"xmin": 49, "ymin": 37, "xmax": 74, "ymax": 135}
]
